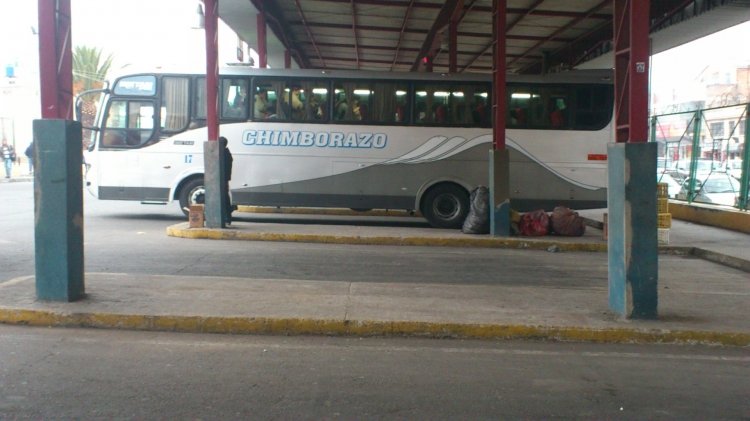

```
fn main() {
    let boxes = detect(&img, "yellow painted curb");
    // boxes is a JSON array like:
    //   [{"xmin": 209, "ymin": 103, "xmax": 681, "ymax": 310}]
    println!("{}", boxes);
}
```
[
  {"xmin": 166, "ymin": 224, "xmax": 750, "ymax": 272},
  {"xmin": 1, "ymin": 308, "xmax": 748, "ymax": 346},
  {"xmin": 670, "ymin": 201, "xmax": 750, "ymax": 234},
  {"xmin": 166, "ymin": 223, "xmax": 608, "ymax": 252}
]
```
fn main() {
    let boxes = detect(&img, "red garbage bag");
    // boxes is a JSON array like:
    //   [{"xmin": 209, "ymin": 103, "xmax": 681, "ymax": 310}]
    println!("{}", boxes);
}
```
[
  {"xmin": 519, "ymin": 210, "xmax": 549, "ymax": 236},
  {"xmin": 550, "ymin": 206, "xmax": 586, "ymax": 236}
]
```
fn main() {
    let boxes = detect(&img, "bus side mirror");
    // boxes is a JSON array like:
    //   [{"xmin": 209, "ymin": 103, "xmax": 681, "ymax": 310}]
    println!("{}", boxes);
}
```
[
  {"xmin": 75, "ymin": 96, "xmax": 85, "ymax": 123},
  {"xmin": 74, "ymin": 88, "xmax": 109, "ymax": 131}
]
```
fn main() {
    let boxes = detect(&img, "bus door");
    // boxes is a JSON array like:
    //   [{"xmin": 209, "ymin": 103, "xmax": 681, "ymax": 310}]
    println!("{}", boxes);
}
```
[
  {"xmin": 96, "ymin": 98, "xmax": 157, "ymax": 201},
  {"xmin": 137, "ymin": 76, "xmax": 193, "ymax": 203}
]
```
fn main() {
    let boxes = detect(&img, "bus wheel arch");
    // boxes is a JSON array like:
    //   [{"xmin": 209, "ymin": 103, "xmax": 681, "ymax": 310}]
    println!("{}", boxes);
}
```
[
  {"xmin": 419, "ymin": 182, "xmax": 470, "ymax": 229},
  {"xmin": 176, "ymin": 175, "xmax": 205, "ymax": 216}
]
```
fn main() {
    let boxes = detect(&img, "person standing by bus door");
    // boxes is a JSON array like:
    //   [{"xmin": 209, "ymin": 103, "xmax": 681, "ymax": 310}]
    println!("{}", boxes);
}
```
[
  {"xmin": 1, "ymin": 138, "xmax": 16, "ymax": 179},
  {"xmin": 219, "ymin": 137, "xmax": 234, "ymax": 225}
]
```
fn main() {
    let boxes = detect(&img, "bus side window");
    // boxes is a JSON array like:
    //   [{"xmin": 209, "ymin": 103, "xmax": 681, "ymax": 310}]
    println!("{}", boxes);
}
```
[
  {"xmin": 414, "ymin": 87, "xmax": 433, "ymax": 124},
  {"xmin": 472, "ymin": 91, "xmax": 490, "ymax": 127},
  {"xmin": 194, "ymin": 77, "xmax": 206, "ymax": 120},
  {"xmin": 103, "ymin": 100, "xmax": 127, "ymax": 146},
  {"xmin": 221, "ymin": 78, "xmax": 248, "ymax": 120},
  {"xmin": 253, "ymin": 81, "xmax": 272, "ymax": 120},
  {"xmin": 103, "ymin": 130, "xmax": 126, "ymax": 147},
  {"xmin": 161, "ymin": 77, "xmax": 190, "ymax": 133},
  {"xmin": 102, "ymin": 100, "xmax": 155, "ymax": 148}
]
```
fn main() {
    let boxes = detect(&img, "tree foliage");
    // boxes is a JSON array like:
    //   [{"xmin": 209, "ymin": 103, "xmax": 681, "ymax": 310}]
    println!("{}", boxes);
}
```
[
  {"xmin": 73, "ymin": 45, "xmax": 113, "ymax": 94},
  {"xmin": 73, "ymin": 46, "xmax": 113, "ymax": 148}
]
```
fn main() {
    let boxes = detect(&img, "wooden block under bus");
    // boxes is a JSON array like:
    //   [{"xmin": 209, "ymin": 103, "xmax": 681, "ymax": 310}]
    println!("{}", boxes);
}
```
[{"xmin": 188, "ymin": 204, "xmax": 205, "ymax": 228}]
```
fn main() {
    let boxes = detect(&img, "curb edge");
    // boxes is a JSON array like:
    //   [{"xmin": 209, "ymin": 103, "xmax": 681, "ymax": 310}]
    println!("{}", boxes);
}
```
[{"xmin": 1, "ymin": 308, "xmax": 748, "ymax": 347}]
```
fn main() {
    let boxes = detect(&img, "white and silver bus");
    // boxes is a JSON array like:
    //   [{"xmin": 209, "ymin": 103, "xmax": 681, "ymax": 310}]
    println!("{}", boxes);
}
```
[{"xmin": 79, "ymin": 67, "xmax": 613, "ymax": 228}]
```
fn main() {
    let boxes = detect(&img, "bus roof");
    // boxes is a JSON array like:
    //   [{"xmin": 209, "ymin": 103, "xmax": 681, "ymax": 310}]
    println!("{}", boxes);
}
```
[{"xmin": 108, "ymin": 66, "xmax": 612, "ymax": 86}]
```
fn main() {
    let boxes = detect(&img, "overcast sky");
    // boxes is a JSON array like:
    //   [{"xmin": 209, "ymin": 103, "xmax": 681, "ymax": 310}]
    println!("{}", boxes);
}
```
[{"xmin": 0, "ymin": 0, "xmax": 239, "ymax": 76}]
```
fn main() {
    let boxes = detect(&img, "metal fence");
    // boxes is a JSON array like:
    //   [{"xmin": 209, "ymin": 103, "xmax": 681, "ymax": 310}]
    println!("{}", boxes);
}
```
[{"xmin": 650, "ymin": 103, "xmax": 749, "ymax": 211}]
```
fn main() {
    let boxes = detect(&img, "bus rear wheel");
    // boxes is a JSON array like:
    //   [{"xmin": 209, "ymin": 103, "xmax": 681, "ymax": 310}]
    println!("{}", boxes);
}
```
[
  {"xmin": 421, "ymin": 183, "xmax": 469, "ymax": 229},
  {"xmin": 179, "ymin": 177, "xmax": 205, "ymax": 216}
]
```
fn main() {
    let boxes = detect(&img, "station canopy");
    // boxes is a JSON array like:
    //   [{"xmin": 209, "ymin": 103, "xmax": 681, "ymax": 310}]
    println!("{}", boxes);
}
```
[{"xmin": 219, "ymin": 0, "xmax": 750, "ymax": 73}]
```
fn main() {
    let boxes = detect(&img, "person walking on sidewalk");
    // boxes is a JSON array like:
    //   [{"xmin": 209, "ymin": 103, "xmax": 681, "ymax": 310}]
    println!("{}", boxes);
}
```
[
  {"xmin": 1, "ymin": 138, "xmax": 16, "ymax": 179},
  {"xmin": 24, "ymin": 141, "xmax": 34, "ymax": 174}
]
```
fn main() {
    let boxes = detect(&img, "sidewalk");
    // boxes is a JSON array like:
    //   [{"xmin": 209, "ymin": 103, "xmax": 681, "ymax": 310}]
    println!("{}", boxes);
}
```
[
  {"xmin": 2, "ymin": 161, "xmax": 33, "ymax": 182},
  {"xmin": 1, "ymin": 207, "xmax": 749, "ymax": 346}
]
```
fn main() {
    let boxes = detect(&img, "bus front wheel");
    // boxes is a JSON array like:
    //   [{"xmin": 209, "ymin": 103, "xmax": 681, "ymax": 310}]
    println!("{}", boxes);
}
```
[
  {"xmin": 179, "ymin": 177, "xmax": 205, "ymax": 216},
  {"xmin": 421, "ymin": 183, "xmax": 469, "ymax": 229}
]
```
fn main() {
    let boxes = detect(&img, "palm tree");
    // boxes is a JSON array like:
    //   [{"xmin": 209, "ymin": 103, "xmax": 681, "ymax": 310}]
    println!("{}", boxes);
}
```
[
  {"xmin": 73, "ymin": 46, "xmax": 113, "ymax": 147},
  {"xmin": 73, "ymin": 45, "xmax": 113, "ymax": 93}
]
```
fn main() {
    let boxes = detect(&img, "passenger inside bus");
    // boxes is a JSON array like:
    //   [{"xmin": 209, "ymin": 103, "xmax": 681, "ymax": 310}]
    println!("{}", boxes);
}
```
[
  {"xmin": 335, "ymin": 97, "xmax": 348, "ymax": 120},
  {"xmin": 510, "ymin": 107, "xmax": 526, "ymax": 126},
  {"xmin": 472, "ymin": 98, "xmax": 487, "ymax": 125},
  {"xmin": 224, "ymin": 81, "xmax": 248, "ymax": 119},
  {"xmin": 306, "ymin": 90, "xmax": 325, "ymax": 120},
  {"xmin": 549, "ymin": 98, "xmax": 565, "ymax": 128},
  {"xmin": 283, "ymin": 86, "xmax": 304, "ymax": 119},
  {"xmin": 233, "ymin": 84, "xmax": 248, "ymax": 109},
  {"xmin": 254, "ymin": 89, "xmax": 270, "ymax": 120},
  {"xmin": 434, "ymin": 104, "xmax": 447, "ymax": 123},
  {"xmin": 395, "ymin": 105, "xmax": 405, "ymax": 122}
]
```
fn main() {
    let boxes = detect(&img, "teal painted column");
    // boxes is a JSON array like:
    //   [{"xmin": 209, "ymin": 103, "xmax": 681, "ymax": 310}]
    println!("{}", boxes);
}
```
[
  {"xmin": 607, "ymin": 142, "xmax": 658, "ymax": 319},
  {"xmin": 33, "ymin": 119, "xmax": 85, "ymax": 301},
  {"xmin": 203, "ymin": 141, "xmax": 227, "ymax": 228},
  {"xmin": 489, "ymin": 149, "xmax": 510, "ymax": 236}
]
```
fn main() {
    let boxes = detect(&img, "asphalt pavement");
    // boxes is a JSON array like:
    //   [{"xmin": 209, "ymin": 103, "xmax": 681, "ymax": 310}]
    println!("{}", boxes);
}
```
[{"xmin": 1, "ymin": 189, "xmax": 749, "ymax": 346}]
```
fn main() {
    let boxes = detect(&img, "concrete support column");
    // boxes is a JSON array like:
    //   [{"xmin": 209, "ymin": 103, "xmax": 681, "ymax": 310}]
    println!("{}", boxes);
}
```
[
  {"xmin": 607, "ymin": 142, "xmax": 658, "ymax": 318},
  {"xmin": 33, "ymin": 119, "xmax": 84, "ymax": 301},
  {"xmin": 203, "ymin": 0, "xmax": 225, "ymax": 228},
  {"xmin": 489, "ymin": 149, "xmax": 510, "ymax": 236},
  {"xmin": 608, "ymin": 0, "xmax": 656, "ymax": 319},
  {"xmin": 490, "ymin": 0, "xmax": 509, "ymax": 236},
  {"xmin": 203, "ymin": 141, "xmax": 228, "ymax": 227}
]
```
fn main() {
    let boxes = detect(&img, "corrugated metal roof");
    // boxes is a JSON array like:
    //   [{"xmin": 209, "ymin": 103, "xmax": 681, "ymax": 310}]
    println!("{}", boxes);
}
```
[{"xmin": 218, "ymin": 0, "xmax": 750, "ymax": 74}]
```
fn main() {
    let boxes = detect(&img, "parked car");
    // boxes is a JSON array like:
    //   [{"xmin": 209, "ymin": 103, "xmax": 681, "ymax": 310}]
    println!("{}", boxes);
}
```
[
  {"xmin": 675, "ymin": 158, "xmax": 722, "ymax": 181},
  {"xmin": 677, "ymin": 172, "xmax": 740, "ymax": 207},
  {"xmin": 725, "ymin": 159, "xmax": 744, "ymax": 180},
  {"xmin": 656, "ymin": 172, "xmax": 682, "ymax": 198}
]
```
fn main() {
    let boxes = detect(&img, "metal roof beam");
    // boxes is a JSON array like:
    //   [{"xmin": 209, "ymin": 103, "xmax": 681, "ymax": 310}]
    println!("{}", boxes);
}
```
[
  {"xmin": 351, "ymin": 1, "xmax": 360, "ymax": 69},
  {"xmin": 391, "ymin": 0, "xmax": 416, "ymax": 71},
  {"xmin": 309, "ymin": 0, "xmax": 611, "ymax": 19},
  {"xmin": 248, "ymin": 0, "xmax": 311, "ymax": 68},
  {"xmin": 507, "ymin": 0, "xmax": 611, "ymax": 68},
  {"xmin": 286, "ymin": 21, "xmax": 572, "ymax": 42},
  {"xmin": 410, "ymin": 0, "xmax": 462, "ymax": 71},
  {"xmin": 293, "ymin": 0, "xmax": 325, "ymax": 68}
]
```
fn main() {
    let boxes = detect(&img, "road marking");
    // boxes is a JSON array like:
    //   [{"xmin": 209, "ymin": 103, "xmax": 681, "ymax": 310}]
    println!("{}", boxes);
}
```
[{"xmin": 0, "ymin": 275, "xmax": 33, "ymax": 288}]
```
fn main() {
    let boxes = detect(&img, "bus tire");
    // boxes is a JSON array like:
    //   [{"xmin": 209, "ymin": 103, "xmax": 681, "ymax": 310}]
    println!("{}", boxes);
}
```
[
  {"xmin": 178, "ymin": 177, "xmax": 205, "ymax": 216},
  {"xmin": 421, "ymin": 183, "xmax": 469, "ymax": 229}
]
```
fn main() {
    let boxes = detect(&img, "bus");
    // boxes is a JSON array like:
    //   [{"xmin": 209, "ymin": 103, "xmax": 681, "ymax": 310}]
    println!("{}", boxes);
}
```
[{"xmin": 78, "ymin": 67, "xmax": 614, "ymax": 228}]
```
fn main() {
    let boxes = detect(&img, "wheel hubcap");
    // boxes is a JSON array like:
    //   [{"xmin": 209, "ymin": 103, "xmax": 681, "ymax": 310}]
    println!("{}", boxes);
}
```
[
  {"xmin": 189, "ymin": 187, "xmax": 205, "ymax": 206},
  {"xmin": 433, "ymin": 193, "xmax": 459, "ymax": 220}
]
